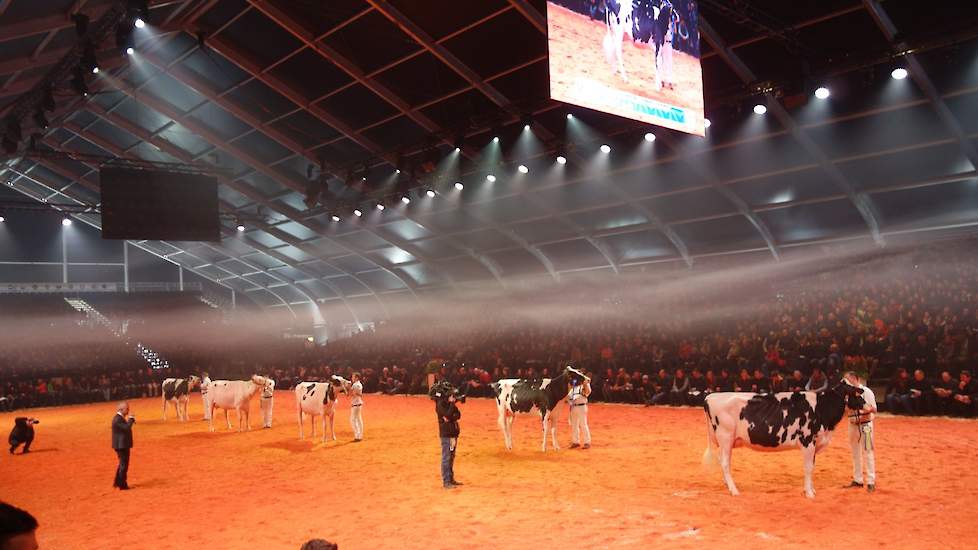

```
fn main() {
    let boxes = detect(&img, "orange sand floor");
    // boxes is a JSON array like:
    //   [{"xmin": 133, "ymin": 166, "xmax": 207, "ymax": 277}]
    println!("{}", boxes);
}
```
[{"xmin": 2, "ymin": 392, "xmax": 977, "ymax": 549}]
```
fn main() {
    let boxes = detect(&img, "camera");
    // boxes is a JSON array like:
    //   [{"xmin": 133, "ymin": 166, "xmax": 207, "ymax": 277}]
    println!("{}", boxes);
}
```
[{"xmin": 429, "ymin": 380, "xmax": 466, "ymax": 404}]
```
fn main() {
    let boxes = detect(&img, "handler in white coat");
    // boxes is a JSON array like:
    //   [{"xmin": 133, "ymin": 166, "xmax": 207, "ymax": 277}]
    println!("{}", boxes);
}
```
[
  {"xmin": 260, "ymin": 378, "xmax": 275, "ymax": 428},
  {"xmin": 568, "ymin": 376, "xmax": 592, "ymax": 450},
  {"xmin": 350, "ymin": 372, "xmax": 364, "ymax": 441}
]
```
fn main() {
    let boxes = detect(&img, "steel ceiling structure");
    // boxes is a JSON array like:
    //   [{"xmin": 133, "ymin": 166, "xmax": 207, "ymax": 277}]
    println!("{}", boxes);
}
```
[{"xmin": 3, "ymin": 0, "xmax": 978, "ymax": 322}]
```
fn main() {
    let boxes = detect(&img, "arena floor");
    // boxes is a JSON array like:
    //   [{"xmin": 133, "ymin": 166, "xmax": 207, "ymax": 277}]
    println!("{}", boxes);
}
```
[{"xmin": 2, "ymin": 392, "xmax": 976, "ymax": 549}]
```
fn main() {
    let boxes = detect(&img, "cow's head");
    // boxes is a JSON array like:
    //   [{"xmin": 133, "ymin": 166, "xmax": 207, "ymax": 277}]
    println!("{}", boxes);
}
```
[
  {"xmin": 188, "ymin": 375, "xmax": 201, "ymax": 388},
  {"xmin": 252, "ymin": 375, "xmax": 274, "ymax": 393},
  {"xmin": 564, "ymin": 365, "xmax": 590, "ymax": 383},
  {"xmin": 330, "ymin": 375, "xmax": 352, "ymax": 394},
  {"xmin": 833, "ymin": 378, "xmax": 865, "ymax": 407}
]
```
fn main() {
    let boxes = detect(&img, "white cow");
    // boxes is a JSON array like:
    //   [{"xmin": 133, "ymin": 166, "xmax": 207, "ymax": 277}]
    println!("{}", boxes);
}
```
[
  {"xmin": 208, "ymin": 375, "xmax": 273, "ymax": 432},
  {"xmin": 161, "ymin": 375, "xmax": 200, "ymax": 421},
  {"xmin": 491, "ymin": 366, "xmax": 588, "ymax": 452},
  {"xmin": 703, "ymin": 380, "xmax": 864, "ymax": 498},
  {"xmin": 295, "ymin": 376, "xmax": 350, "ymax": 443}
]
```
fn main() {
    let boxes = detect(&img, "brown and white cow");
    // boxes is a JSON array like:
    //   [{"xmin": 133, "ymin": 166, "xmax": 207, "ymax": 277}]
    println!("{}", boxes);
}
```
[
  {"xmin": 703, "ymin": 380, "xmax": 863, "ymax": 498},
  {"xmin": 161, "ymin": 375, "xmax": 200, "ymax": 422},
  {"xmin": 295, "ymin": 376, "xmax": 351, "ymax": 443},
  {"xmin": 208, "ymin": 375, "xmax": 273, "ymax": 432}
]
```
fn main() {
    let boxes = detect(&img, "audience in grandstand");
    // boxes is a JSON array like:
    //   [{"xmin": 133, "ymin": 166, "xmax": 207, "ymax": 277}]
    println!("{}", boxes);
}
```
[{"xmin": 3, "ymin": 245, "xmax": 978, "ymax": 418}]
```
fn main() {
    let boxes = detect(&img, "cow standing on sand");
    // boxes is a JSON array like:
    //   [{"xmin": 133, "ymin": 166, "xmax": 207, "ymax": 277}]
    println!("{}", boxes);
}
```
[
  {"xmin": 208, "ymin": 375, "xmax": 273, "ymax": 432},
  {"xmin": 161, "ymin": 375, "xmax": 200, "ymax": 422},
  {"xmin": 492, "ymin": 366, "xmax": 589, "ymax": 452},
  {"xmin": 703, "ymin": 379, "xmax": 864, "ymax": 498},
  {"xmin": 295, "ymin": 376, "xmax": 351, "ymax": 443}
]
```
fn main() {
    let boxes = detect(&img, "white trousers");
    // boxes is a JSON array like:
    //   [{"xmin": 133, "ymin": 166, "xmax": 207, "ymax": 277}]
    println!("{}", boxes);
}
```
[
  {"xmin": 260, "ymin": 397, "xmax": 273, "ymax": 428},
  {"xmin": 656, "ymin": 36, "xmax": 674, "ymax": 88},
  {"xmin": 570, "ymin": 404, "xmax": 591, "ymax": 445},
  {"xmin": 848, "ymin": 422, "xmax": 876, "ymax": 484},
  {"xmin": 351, "ymin": 405, "xmax": 363, "ymax": 440}
]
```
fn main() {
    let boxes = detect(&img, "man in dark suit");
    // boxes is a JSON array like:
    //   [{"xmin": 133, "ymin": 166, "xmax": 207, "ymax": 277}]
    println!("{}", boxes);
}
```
[
  {"xmin": 8, "ymin": 417, "xmax": 38, "ymax": 454},
  {"xmin": 112, "ymin": 401, "xmax": 135, "ymax": 490}
]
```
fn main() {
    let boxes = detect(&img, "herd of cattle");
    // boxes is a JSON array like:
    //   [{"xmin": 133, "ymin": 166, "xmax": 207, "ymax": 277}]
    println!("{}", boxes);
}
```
[{"xmin": 159, "ymin": 368, "xmax": 869, "ymax": 498}]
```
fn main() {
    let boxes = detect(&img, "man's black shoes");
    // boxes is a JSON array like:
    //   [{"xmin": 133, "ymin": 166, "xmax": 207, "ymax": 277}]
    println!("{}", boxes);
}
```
[{"xmin": 844, "ymin": 481, "xmax": 863, "ymax": 488}]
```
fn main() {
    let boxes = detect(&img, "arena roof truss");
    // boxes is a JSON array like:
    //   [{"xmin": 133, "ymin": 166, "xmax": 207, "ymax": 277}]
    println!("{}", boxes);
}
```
[{"xmin": 2, "ymin": 0, "xmax": 978, "ymax": 315}]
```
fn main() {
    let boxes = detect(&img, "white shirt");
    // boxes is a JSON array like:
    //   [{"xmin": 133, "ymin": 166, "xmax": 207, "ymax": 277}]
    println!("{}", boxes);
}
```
[
  {"xmin": 568, "ymin": 384, "xmax": 586, "ymax": 405},
  {"xmin": 350, "ymin": 381, "xmax": 363, "ymax": 406}
]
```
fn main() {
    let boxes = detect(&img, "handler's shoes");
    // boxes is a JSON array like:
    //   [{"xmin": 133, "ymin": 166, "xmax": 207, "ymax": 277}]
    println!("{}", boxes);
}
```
[
  {"xmin": 569, "ymin": 443, "xmax": 580, "ymax": 449},
  {"xmin": 582, "ymin": 444, "xmax": 591, "ymax": 449},
  {"xmin": 866, "ymin": 484, "xmax": 876, "ymax": 493},
  {"xmin": 451, "ymin": 480, "xmax": 464, "ymax": 486},
  {"xmin": 443, "ymin": 483, "xmax": 457, "ymax": 490},
  {"xmin": 844, "ymin": 481, "xmax": 863, "ymax": 488}
]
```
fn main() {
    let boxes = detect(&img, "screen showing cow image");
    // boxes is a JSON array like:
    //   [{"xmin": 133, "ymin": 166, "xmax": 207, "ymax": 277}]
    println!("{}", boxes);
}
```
[{"xmin": 547, "ymin": 0, "xmax": 705, "ymax": 136}]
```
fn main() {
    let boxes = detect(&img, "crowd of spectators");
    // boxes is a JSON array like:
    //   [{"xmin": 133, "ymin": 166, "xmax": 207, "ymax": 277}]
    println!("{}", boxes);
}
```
[{"xmin": 2, "ymin": 244, "xmax": 978, "ymax": 417}]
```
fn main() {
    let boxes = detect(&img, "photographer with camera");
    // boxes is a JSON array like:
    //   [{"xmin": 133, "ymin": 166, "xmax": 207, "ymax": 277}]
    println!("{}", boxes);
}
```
[
  {"xmin": 8, "ymin": 417, "xmax": 39, "ymax": 455},
  {"xmin": 430, "ymin": 381, "xmax": 464, "ymax": 489},
  {"xmin": 843, "ymin": 371, "xmax": 878, "ymax": 493}
]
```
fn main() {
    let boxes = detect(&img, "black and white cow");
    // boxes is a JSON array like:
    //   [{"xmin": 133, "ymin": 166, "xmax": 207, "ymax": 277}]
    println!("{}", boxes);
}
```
[
  {"xmin": 703, "ymin": 380, "xmax": 864, "ymax": 498},
  {"xmin": 491, "ymin": 366, "xmax": 589, "ymax": 452},
  {"xmin": 161, "ymin": 375, "xmax": 200, "ymax": 422},
  {"xmin": 604, "ymin": 0, "xmax": 674, "ymax": 87},
  {"xmin": 295, "ymin": 376, "xmax": 351, "ymax": 443}
]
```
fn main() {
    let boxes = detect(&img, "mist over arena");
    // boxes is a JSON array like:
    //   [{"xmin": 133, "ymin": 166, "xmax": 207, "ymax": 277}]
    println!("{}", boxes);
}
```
[{"xmin": 3, "ymin": 1, "xmax": 978, "ymax": 549}]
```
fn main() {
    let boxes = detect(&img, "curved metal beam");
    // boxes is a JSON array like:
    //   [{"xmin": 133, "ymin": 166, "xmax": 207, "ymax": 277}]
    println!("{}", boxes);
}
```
[{"xmin": 699, "ymin": 17, "xmax": 884, "ymax": 246}]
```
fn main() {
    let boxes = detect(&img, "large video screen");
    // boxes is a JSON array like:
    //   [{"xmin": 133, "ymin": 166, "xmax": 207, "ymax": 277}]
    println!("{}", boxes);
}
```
[{"xmin": 548, "ymin": 0, "xmax": 705, "ymax": 136}]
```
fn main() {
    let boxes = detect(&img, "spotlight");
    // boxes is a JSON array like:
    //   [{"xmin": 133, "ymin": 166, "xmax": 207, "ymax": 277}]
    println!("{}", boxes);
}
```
[
  {"xmin": 492, "ymin": 136, "xmax": 499, "ymax": 143},
  {"xmin": 92, "ymin": 66, "xmax": 100, "ymax": 74},
  {"xmin": 753, "ymin": 104, "xmax": 767, "ymax": 115},
  {"xmin": 644, "ymin": 132, "xmax": 656, "ymax": 143},
  {"xmin": 566, "ymin": 113, "xmax": 573, "ymax": 119},
  {"xmin": 520, "ymin": 114, "xmax": 533, "ymax": 130},
  {"xmin": 395, "ymin": 168, "xmax": 401, "ymax": 174},
  {"xmin": 331, "ymin": 215, "xmax": 340, "ymax": 222},
  {"xmin": 891, "ymin": 67, "xmax": 908, "ymax": 80},
  {"xmin": 0, "ymin": 215, "xmax": 4, "ymax": 223},
  {"xmin": 236, "ymin": 224, "xmax": 245, "ymax": 232},
  {"xmin": 517, "ymin": 164, "xmax": 529, "ymax": 174},
  {"xmin": 134, "ymin": 17, "xmax": 146, "ymax": 29},
  {"xmin": 814, "ymin": 86, "xmax": 830, "ymax": 99},
  {"xmin": 454, "ymin": 182, "xmax": 464, "ymax": 190},
  {"xmin": 600, "ymin": 144, "xmax": 611, "ymax": 153},
  {"xmin": 62, "ymin": 216, "xmax": 72, "ymax": 227},
  {"xmin": 376, "ymin": 203, "xmax": 385, "ymax": 211},
  {"xmin": 126, "ymin": 47, "xmax": 135, "ymax": 55},
  {"xmin": 354, "ymin": 209, "xmax": 362, "ymax": 217},
  {"xmin": 401, "ymin": 196, "xmax": 411, "ymax": 204},
  {"xmin": 523, "ymin": 124, "xmax": 530, "ymax": 131},
  {"xmin": 556, "ymin": 155, "xmax": 567, "ymax": 165},
  {"xmin": 486, "ymin": 174, "xmax": 496, "ymax": 182},
  {"xmin": 32, "ymin": 110, "xmax": 48, "ymax": 130},
  {"xmin": 454, "ymin": 147, "xmax": 460, "ymax": 153},
  {"xmin": 425, "ymin": 189, "xmax": 435, "ymax": 198},
  {"xmin": 704, "ymin": 118, "xmax": 711, "ymax": 128}
]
